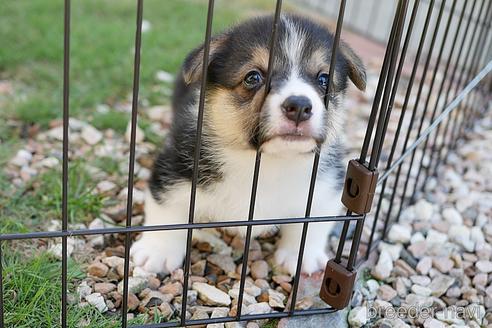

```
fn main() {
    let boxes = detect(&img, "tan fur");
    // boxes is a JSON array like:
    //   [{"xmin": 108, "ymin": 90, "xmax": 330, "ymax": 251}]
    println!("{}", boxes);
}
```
[
  {"xmin": 183, "ymin": 35, "xmax": 228, "ymax": 85},
  {"xmin": 339, "ymin": 41, "xmax": 367, "ymax": 91}
]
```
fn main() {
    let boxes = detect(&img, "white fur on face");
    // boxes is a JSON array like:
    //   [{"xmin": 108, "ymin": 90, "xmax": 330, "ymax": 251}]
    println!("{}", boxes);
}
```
[{"xmin": 261, "ymin": 18, "xmax": 326, "ymax": 154}]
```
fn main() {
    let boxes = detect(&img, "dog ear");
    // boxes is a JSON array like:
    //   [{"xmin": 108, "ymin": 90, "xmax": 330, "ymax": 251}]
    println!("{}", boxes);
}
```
[
  {"xmin": 339, "ymin": 41, "xmax": 367, "ymax": 91},
  {"xmin": 182, "ymin": 34, "xmax": 227, "ymax": 85}
]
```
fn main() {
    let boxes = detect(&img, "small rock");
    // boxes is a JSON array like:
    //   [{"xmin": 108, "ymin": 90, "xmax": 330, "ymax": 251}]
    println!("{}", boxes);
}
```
[
  {"xmin": 97, "ymin": 181, "xmax": 117, "ymax": 193},
  {"xmin": 268, "ymin": 289, "xmax": 285, "ymax": 308},
  {"xmin": 388, "ymin": 224, "xmax": 412, "ymax": 244},
  {"xmin": 415, "ymin": 199, "xmax": 434, "ymax": 221},
  {"xmin": 117, "ymin": 277, "xmax": 147, "ymax": 295},
  {"xmin": 102, "ymin": 256, "xmax": 125, "ymax": 268},
  {"xmin": 242, "ymin": 302, "xmax": 271, "ymax": 315},
  {"xmin": 141, "ymin": 290, "xmax": 173, "ymax": 307},
  {"xmin": 410, "ymin": 275, "xmax": 430, "ymax": 286},
  {"xmin": 405, "ymin": 293, "xmax": 433, "ymax": 308},
  {"xmin": 207, "ymin": 254, "xmax": 236, "ymax": 274},
  {"xmin": 127, "ymin": 293, "xmax": 140, "ymax": 311},
  {"xmin": 86, "ymin": 293, "xmax": 108, "ymax": 313},
  {"xmin": 411, "ymin": 284, "xmax": 432, "ymax": 297},
  {"xmin": 378, "ymin": 242, "xmax": 402, "ymax": 261},
  {"xmin": 158, "ymin": 302, "xmax": 174, "ymax": 320},
  {"xmin": 88, "ymin": 262, "xmax": 109, "ymax": 278},
  {"xmin": 94, "ymin": 282, "xmax": 116, "ymax": 294},
  {"xmin": 476, "ymin": 260, "xmax": 492, "ymax": 273},
  {"xmin": 442, "ymin": 207, "xmax": 463, "ymax": 225},
  {"xmin": 416, "ymin": 257, "xmax": 432, "ymax": 275},
  {"xmin": 377, "ymin": 285, "xmax": 397, "ymax": 301},
  {"xmin": 371, "ymin": 250, "xmax": 393, "ymax": 280},
  {"xmin": 250, "ymin": 261, "xmax": 269, "ymax": 280},
  {"xmin": 348, "ymin": 306, "xmax": 367, "ymax": 328},
  {"xmin": 81, "ymin": 124, "xmax": 103, "ymax": 145},
  {"xmin": 472, "ymin": 273, "xmax": 488, "ymax": 287},
  {"xmin": 423, "ymin": 318, "xmax": 445, "ymax": 328},
  {"xmin": 192, "ymin": 282, "xmax": 231, "ymax": 306},
  {"xmin": 432, "ymin": 257, "xmax": 454, "ymax": 273},
  {"xmin": 159, "ymin": 282, "xmax": 182, "ymax": 297},
  {"xmin": 228, "ymin": 289, "xmax": 256, "ymax": 306},
  {"xmin": 428, "ymin": 275, "xmax": 455, "ymax": 297},
  {"xmin": 125, "ymin": 121, "xmax": 144, "ymax": 144},
  {"xmin": 77, "ymin": 281, "xmax": 92, "ymax": 301},
  {"xmin": 10, "ymin": 149, "xmax": 32, "ymax": 167},
  {"xmin": 155, "ymin": 71, "xmax": 174, "ymax": 83}
]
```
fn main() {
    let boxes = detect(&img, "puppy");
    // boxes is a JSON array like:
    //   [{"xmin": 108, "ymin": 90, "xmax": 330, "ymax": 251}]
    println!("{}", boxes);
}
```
[{"xmin": 131, "ymin": 14, "xmax": 366, "ymax": 276}]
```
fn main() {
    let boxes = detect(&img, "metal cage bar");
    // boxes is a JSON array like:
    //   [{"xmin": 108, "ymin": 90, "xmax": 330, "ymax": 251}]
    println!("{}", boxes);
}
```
[
  {"xmin": 61, "ymin": 0, "xmax": 71, "ymax": 326},
  {"xmin": 235, "ymin": 0, "xmax": 282, "ymax": 319},
  {"xmin": 366, "ymin": 0, "xmax": 430, "ymax": 260},
  {"xmin": 424, "ymin": 0, "xmax": 481, "ymax": 183},
  {"xmin": 121, "ymin": 0, "xmax": 144, "ymax": 327},
  {"xmin": 393, "ymin": 0, "xmax": 447, "ymax": 221},
  {"xmin": 181, "ymin": 0, "xmax": 216, "ymax": 324},
  {"xmin": 411, "ymin": 0, "xmax": 468, "ymax": 197}
]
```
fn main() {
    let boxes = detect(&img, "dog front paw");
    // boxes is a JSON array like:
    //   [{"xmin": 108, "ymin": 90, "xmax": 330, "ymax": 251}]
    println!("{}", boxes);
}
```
[
  {"xmin": 131, "ymin": 232, "xmax": 186, "ymax": 274},
  {"xmin": 274, "ymin": 244, "xmax": 328, "ymax": 276}
]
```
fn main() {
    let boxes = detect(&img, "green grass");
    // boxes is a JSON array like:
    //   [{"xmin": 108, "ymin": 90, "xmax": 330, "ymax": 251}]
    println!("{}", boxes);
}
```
[
  {"xmin": 2, "ymin": 248, "xmax": 147, "ymax": 328},
  {"xmin": 262, "ymin": 319, "xmax": 280, "ymax": 328},
  {"xmin": 0, "ymin": 0, "xmax": 276, "ymax": 127}
]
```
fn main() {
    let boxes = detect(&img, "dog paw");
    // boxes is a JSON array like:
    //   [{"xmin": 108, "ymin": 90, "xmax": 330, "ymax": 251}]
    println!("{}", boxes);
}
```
[
  {"xmin": 130, "ymin": 232, "xmax": 186, "ymax": 274},
  {"xmin": 274, "ymin": 245, "xmax": 328, "ymax": 276}
]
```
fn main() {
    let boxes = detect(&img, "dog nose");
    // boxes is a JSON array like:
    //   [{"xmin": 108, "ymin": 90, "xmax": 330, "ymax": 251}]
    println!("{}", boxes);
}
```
[{"xmin": 282, "ymin": 96, "xmax": 313, "ymax": 125}]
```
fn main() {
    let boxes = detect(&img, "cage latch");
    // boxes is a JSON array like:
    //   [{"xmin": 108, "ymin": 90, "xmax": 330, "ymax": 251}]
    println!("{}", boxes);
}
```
[
  {"xmin": 320, "ymin": 259, "xmax": 356, "ymax": 309},
  {"xmin": 341, "ymin": 159, "xmax": 379, "ymax": 215}
]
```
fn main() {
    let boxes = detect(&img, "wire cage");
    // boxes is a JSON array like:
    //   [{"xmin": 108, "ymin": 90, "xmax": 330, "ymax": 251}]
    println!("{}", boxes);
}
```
[{"xmin": 1, "ymin": 0, "xmax": 491, "ymax": 327}]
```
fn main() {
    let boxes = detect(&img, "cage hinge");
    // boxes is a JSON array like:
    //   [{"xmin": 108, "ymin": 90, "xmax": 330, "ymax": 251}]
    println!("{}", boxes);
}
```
[
  {"xmin": 341, "ymin": 159, "xmax": 379, "ymax": 215},
  {"xmin": 320, "ymin": 259, "xmax": 357, "ymax": 309}
]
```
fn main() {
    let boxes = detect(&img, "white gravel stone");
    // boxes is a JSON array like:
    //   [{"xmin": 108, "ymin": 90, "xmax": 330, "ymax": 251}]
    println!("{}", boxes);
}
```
[
  {"xmin": 242, "ymin": 302, "xmax": 271, "ymax": 315},
  {"xmin": 371, "ymin": 250, "xmax": 393, "ymax": 280},
  {"xmin": 378, "ymin": 242, "xmax": 402, "ymax": 261},
  {"xmin": 192, "ymin": 282, "xmax": 231, "ymax": 306},
  {"xmin": 125, "ymin": 121, "xmax": 144, "ymax": 144},
  {"xmin": 268, "ymin": 289, "xmax": 286, "ymax": 308},
  {"xmin": 81, "ymin": 124, "xmax": 103, "ymax": 145},
  {"xmin": 411, "ymin": 284, "xmax": 432, "ymax": 297},
  {"xmin": 38, "ymin": 157, "xmax": 59, "ymax": 168},
  {"xmin": 348, "ymin": 306, "xmax": 367, "ymax": 328},
  {"xmin": 423, "ymin": 318, "xmax": 446, "ymax": 328},
  {"xmin": 117, "ymin": 277, "xmax": 147, "ymax": 295},
  {"xmin": 97, "ymin": 180, "xmax": 117, "ymax": 193},
  {"xmin": 442, "ymin": 207, "xmax": 463, "ymax": 225},
  {"xmin": 426, "ymin": 230, "xmax": 448, "ymax": 244},
  {"xmin": 86, "ymin": 293, "xmax": 108, "ymax": 312},
  {"xmin": 415, "ymin": 199, "xmax": 434, "ymax": 221},
  {"xmin": 10, "ymin": 149, "xmax": 32, "ymax": 167},
  {"xmin": 388, "ymin": 224, "xmax": 412, "ymax": 244},
  {"xmin": 77, "ymin": 281, "xmax": 92, "ymax": 301},
  {"xmin": 475, "ymin": 260, "xmax": 492, "ymax": 273}
]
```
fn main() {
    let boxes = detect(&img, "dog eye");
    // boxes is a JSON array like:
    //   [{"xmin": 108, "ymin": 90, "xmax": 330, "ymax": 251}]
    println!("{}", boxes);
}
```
[
  {"xmin": 317, "ymin": 73, "xmax": 330, "ymax": 88},
  {"xmin": 243, "ymin": 71, "xmax": 263, "ymax": 88}
]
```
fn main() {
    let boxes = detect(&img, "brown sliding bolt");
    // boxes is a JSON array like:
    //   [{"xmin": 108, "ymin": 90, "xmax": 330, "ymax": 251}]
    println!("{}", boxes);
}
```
[
  {"xmin": 320, "ymin": 259, "xmax": 357, "ymax": 310},
  {"xmin": 341, "ymin": 159, "xmax": 379, "ymax": 215}
]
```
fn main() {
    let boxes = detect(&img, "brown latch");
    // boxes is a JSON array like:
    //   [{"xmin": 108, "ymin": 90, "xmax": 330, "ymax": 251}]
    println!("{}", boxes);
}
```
[
  {"xmin": 341, "ymin": 159, "xmax": 379, "ymax": 215},
  {"xmin": 320, "ymin": 259, "xmax": 357, "ymax": 310}
]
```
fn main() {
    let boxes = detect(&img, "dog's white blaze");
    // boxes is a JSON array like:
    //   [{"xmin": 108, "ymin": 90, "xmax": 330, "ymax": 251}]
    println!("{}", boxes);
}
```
[{"xmin": 282, "ymin": 16, "xmax": 305, "ymax": 76}]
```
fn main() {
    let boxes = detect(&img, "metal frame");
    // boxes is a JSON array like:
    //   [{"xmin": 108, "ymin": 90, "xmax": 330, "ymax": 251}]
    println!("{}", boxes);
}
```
[{"xmin": 0, "ymin": 0, "xmax": 491, "ymax": 327}]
